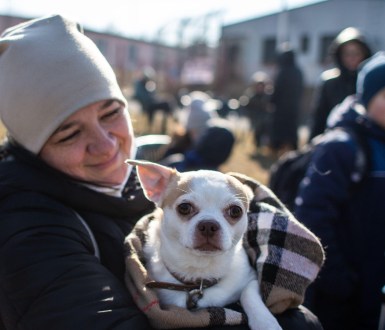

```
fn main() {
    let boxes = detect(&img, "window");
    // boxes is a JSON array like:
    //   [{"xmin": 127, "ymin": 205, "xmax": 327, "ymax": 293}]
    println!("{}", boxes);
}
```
[
  {"xmin": 128, "ymin": 45, "xmax": 137, "ymax": 63},
  {"xmin": 263, "ymin": 37, "xmax": 277, "ymax": 64},
  {"xmin": 225, "ymin": 44, "xmax": 240, "ymax": 79},
  {"xmin": 226, "ymin": 44, "xmax": 240, "ymax": 62},
  {"xmin": 319, "ymin": 35, "xmax": 335, "ymax": 64},
  {"xmin": 301, "ymin": 34, "xmax": 309, "ymax": 53}
]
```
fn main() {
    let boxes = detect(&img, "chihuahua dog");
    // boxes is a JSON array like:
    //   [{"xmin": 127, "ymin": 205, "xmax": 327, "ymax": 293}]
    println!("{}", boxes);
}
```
[{"xmin": 126, "ymin": 160, "xmax": 282, "ymax": 330}]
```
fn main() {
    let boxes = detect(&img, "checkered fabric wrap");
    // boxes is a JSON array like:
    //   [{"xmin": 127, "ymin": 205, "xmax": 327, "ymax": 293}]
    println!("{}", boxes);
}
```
[{"xmin": 124, "ymin": 173, "xmax": 325, "ymax": 329}]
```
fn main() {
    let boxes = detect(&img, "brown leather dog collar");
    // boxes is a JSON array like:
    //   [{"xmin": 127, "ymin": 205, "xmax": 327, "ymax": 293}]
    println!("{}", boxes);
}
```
[
  {"xmin": 146, "ymin": 278, "xmax": 218, "ymax": 291},
  {"xmin": 146, "ymin": 277, "xmax": 219, "ymax": 309}
]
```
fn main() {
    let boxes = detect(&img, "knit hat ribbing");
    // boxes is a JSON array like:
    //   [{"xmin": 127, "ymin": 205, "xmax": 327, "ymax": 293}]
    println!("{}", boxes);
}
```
[
  {"xmin": 357, "ymin": 51, "xmax": 385, "ymax": 108},
  {"xmin": 0, "ymin": 15, "xmax": 127, "ymax": 153},
  {"xmin": 186, "ymin": 100, "xmax": 212, "ymax": 131},
  {"xmin": 184, "ymin": 91, "xmax": 216, "ymax": 143}
]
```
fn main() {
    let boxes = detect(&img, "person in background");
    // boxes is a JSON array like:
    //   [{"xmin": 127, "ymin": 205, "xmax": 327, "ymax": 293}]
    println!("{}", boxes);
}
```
[
  {"xmin": 161, "ymin": 90, "xmax": 235, "ymax": 171},
  {"xmin": 309, "ymin": 27, "xmax": 372, "ymax": 139},
  {"xmin": 270, "ymin": 44, "xmax": 304, "ymax": 156},
  {"xmin": 239, "ymin": 71, "xmax": 273, "ymax": 153},
  {"xmin": 0, "ymin": 15, "xmax": 324, "ymax": 330},
  {"xmin": 133, "ymin": 67, "xmax": 173, "ymax": 133},
  {"xmin": 295, "ymin": 52, "xmax": 385, "ymax": 330}
]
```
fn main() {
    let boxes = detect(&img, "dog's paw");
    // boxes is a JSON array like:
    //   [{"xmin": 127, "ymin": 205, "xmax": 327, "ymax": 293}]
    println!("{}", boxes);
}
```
[{"xmin": 248, "ymin": 316, "xmax": 282, "ymax": 330}]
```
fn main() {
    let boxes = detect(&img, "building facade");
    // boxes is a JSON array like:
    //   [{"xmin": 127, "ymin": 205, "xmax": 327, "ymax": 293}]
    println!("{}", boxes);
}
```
[
  {"xmin": 2, "ymin": 1, "xmax": 385, "ymax": 108},
  {"xmin": 216, "ymin": 0, "xmax": 385, "ymax": 99}
]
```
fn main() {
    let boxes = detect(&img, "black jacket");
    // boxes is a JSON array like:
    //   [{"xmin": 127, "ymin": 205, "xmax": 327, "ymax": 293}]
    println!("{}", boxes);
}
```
[
  {"xmin": 0, "ymin": 144, "xmax": 157, "ymax": 329},
  {"xmin": 270, "ymin": 49, "xmax": 304, "ymax": 150}
]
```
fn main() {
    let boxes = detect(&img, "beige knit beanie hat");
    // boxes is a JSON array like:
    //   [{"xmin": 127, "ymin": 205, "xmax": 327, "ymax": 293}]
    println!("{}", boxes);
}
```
[{"xmin": 0, "ymin": 15, "xmax": 127, "ymax": 153}]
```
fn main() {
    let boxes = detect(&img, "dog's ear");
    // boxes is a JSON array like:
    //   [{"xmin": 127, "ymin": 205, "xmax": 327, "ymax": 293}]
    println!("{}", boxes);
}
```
[
  {"xmin": 227, "ymin": 172, "xmax": 254, "ymax": 204},
  {"xmin": 125, "ymin": 159, "xmax": 177, "ymax": 204}
]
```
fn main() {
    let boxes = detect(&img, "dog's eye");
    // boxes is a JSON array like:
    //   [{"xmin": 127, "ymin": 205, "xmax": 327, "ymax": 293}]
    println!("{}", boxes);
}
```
[
  {"xmin": 177, "ymin": 203, "xmax": 193, "ymax": 215},
  {"xmin": 227, "ymin": 205, "xmax": 243, "ymax": 219}
]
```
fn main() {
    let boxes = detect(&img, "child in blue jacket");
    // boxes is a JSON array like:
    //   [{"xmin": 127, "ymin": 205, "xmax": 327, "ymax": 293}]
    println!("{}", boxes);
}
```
[{"xmin": 295, "ymin": 52, "xmax": 385, "ymax": 330}]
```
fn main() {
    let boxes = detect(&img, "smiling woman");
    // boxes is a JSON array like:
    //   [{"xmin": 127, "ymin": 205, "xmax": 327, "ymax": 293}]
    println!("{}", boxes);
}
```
[
  {"xmin": 0, "ymin": 14, "xmax": 324, "ymax": 330},
  {"xmin": 0, "ymin": 14, "xmax": 158, "ymax": 329}
]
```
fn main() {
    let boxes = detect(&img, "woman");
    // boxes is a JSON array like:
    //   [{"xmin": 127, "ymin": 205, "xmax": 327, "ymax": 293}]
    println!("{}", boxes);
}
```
[
  {"xmin": 309, "ymin": 27, "xmax": 372, "ymax": 140},
  {"xmin": 0, "ymin": 15, "xmax": 323, "ymax": 329}
]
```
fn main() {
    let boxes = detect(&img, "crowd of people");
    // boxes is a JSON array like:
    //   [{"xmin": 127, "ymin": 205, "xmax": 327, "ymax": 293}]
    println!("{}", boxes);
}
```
[
  {"xmin": 236, "ymin": 27, "xmax": 373, "ymax": 160},
  {"xmin": 294, "ymin": 51, "xmax": 385, "ymax": 330},
  {"xmin": 266, "ymin": 26, "xmax": 384, "ymax": 330},
  {"xmin": 0, "ymin": 14, "xmax": 383, "ymax": 330}
]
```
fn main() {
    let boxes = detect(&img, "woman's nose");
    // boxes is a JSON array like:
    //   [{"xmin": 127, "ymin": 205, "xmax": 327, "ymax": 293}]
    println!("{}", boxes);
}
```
[{"xmin": 87, "ymin": 126, "xmax": 116, "ymax": 155}]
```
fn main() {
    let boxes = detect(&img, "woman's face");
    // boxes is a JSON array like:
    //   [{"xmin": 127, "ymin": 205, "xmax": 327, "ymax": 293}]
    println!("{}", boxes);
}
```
[
  {"xmin": 340, "ymin": 42, "xmax": 366, "ymax": 71},
  {"xmin": 40, "ymin": 100, "xmax": 134, "ymax": 186}
]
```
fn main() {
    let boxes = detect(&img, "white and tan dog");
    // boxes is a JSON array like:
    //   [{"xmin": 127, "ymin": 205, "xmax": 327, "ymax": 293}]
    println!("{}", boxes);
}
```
[{"xmin": 126, "ymin": 160, "xmax": 282, "ymax": 330}]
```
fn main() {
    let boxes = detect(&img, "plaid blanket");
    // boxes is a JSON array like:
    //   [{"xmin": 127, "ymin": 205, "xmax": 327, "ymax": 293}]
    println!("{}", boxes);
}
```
[{"xmin": 124, "ymin": 172, "xmax": 324, "ymax": 329}]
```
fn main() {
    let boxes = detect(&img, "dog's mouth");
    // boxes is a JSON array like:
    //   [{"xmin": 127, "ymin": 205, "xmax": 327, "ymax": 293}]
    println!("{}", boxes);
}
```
[{"xmin": 193, "ymin": 240, "xmax": 222, "ymax": 252}]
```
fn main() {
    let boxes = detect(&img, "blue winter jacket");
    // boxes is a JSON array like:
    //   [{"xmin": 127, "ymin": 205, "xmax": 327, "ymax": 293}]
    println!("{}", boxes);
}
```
[{"xmin": 295, "ymin": 96, "xmax": 385, "ymax": 330}]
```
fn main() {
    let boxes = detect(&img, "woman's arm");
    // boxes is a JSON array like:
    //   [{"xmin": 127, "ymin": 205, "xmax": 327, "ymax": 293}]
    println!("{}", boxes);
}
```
[{"xmin": 0, "ymin": 208, "xmax": 151, "ymax": 330}]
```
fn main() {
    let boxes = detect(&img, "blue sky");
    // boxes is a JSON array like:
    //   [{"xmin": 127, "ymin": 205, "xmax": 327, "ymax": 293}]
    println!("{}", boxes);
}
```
[{"xmin": 0, "ymin": 0, "xmax": 325, "ymax": 45}]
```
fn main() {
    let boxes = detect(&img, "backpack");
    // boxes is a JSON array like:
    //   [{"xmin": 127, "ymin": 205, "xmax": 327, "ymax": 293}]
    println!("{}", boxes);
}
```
[{"xmin": 269, "ymin": 126, "xmax": 370, "ymax": 212}]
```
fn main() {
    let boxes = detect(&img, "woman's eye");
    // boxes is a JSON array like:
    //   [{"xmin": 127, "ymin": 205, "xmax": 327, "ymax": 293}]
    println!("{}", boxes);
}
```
[
  {"xmin": 177, "ymin": 203, "xmax": 193, "ymax": 215},
  {"xmin": 227, "ymin": 205, "xmax": 243, "ymax": 219},
  {"xmin": 57, "ymin": 130, "xmax": 80, "ymax": 143},
  {"xmin": 101, "ymin": 108, "xmax": 121, "ymax": 120}
]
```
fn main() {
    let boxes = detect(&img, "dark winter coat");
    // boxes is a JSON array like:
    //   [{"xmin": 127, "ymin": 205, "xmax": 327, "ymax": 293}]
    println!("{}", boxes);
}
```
[
  {"xmin": 270, "ymin": 49, "xmax": 304, "ymax": 150},
  {"xmin": 133, "ymin": 77, "xmax": 156, "ymax": 111},
  {"xmin": 0, "ymin": 143, "xmax": 324, "ymax": 330},
  {"xmin": 242, "ymin": 90, "xmax": 272, "ymax": 147},
  {"xmin": 0, "ymin": 143, "xmax": 156, "ymax": 329},
  {"xmin": 309, "ymin": 28, "xmax": 372, "ymax": 139},
  {"xmin": 162, "ymin": 119, "xmax": 235, "ymax": 172},
  {"xmin": 295, "ymin": 97, "xmax": 385, "ymax": 330}
]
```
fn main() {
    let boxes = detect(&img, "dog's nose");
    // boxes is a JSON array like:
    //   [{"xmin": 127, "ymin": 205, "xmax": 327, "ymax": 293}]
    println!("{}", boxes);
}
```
[{"xmin": 197, "ymin": 220, "xmax": 219, "ymax": 238}]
